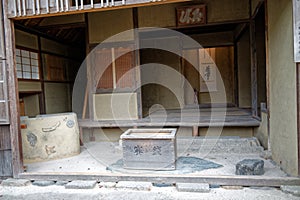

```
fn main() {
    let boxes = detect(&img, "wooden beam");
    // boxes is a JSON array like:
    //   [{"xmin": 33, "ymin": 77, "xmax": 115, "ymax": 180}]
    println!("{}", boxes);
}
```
[
  {"xmin": 38, "ymin": 22, "xmax": 86, "ymax": 30},
  {"xmin": 18, "ymin": 172, "xmax": 300, "ymax": 187},
  {"xmin": 2, "ymin": 0, "xmax": 24, "ymax": 177}
]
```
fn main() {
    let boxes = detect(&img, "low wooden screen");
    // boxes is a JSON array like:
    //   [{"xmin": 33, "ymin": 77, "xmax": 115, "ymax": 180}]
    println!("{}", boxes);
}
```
[
  {"xmin": 115, "ymin": 47, "xmax": 135, "ymax": 89},
  {"xmin": 96, "ymin": 48, "xmax": 113, "ymax": 89},
  {"xmin": 96, "ymin": 46, "xmax": 135, "ymax": 91}
]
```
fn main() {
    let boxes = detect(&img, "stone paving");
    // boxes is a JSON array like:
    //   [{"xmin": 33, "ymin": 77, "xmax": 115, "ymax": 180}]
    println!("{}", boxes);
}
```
[{"xmin": 1, "ymin": 179, "xmax": 300, "ymax": 200}]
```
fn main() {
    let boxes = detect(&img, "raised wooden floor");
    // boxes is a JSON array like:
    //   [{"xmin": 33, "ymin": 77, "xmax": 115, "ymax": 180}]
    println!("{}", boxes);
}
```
[{"xmin": 79, "ymin": 107, "xmax": 260, "ymax": 128}]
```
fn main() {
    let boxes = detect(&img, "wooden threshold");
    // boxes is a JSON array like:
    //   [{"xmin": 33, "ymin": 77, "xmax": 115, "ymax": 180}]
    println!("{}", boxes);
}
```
[
  {"xmin": 79, "ymin": 118, "xmax": 260, "ymax": 128},
  {"xmin": 19, "ymin": 172, "xmax": 300, "ymax": 187},
  {"xmin": 80, "ymin": 107, "xmax": 260, "ymax": 128}
]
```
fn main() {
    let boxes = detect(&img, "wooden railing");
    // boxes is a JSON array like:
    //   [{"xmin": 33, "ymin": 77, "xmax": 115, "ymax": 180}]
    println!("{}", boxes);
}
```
[{"xmin": 7, "ymin": 0, "xmax": 172, "ymax": 18}]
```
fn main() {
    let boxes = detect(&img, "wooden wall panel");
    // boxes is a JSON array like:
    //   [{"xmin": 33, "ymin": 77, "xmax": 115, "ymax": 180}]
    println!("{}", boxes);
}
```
[
  {"xmin": 0, "ymin": 126, "xmax": 11, "ymax": 150},
  {"xmin": 0, "ymin": 125, "xmax": 12, "ymax": 177},
  {"xmin": 0, "ymin": 150, "xmax": 13, "ymax": 177}
]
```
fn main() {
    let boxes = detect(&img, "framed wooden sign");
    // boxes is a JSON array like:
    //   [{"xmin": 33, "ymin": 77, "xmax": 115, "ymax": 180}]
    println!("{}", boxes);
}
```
[
  {"xmin": 176, "ymin": 5, "xmax": 206, "ymax": 27},
  {"xmin": 293, "ymin": 0, "xmax": 300, "ymax": 62}
]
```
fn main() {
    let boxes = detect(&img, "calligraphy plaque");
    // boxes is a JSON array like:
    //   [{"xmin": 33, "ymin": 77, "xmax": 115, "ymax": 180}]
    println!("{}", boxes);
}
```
[
  {"xmin": 293, "ymin": 0, "xmax": 300, "ymax": 62},
  {"xmin": 120, "ymin": 128, "xmax": 177, "ymax": 170},
  {"xmin": 176, "ymin": 5, "xmax": 206, "ymax": 27}
]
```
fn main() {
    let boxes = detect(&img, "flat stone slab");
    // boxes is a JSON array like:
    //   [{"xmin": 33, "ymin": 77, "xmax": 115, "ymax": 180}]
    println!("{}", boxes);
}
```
[
  {"xmin": 116, "ymin": 181, "xmax": 152, "ymax": 191},
  {"xmin": 108, "ymin": 156, "xmax": 223, "ymax": 174},
  {"xmin": 236, "ymin": 159, "xmax": 264, "ymax": 175},
  {"xmin": 281, "ymin": 185, "xmax": 300, "ymax": 197},
  {"xmin": 56, "ymin": 181, "xmax": 70, "ymax": 186},
  {"xmin": 176, "ymin": 183, "xmax": 210, "ymax": 193},
  {"xmin": 32, "ymin": 180, "xmax": 55, "ymax": 187},
  {"xmin": 99, "ymin": 182, "xmax": 116, "ymax": 188},
  {"xmin": 1, "ymin": 179, "xmax": 31, "ymax": 187},
  {"xmin": 65, "ymin": 180, "xmax": 97, "ymax": 189}
]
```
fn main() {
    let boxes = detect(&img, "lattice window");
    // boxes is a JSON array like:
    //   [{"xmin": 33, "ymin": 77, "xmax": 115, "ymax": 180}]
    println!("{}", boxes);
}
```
[{"xmin": 16, "ymin": 48, "xmax": 40, "ymax": 80}]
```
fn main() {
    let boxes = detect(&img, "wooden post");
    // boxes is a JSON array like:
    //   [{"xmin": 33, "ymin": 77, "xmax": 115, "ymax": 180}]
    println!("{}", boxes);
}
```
[
  {"xmin": 192, "ymin": 126, "xmax": 198, "ymax": 136},
  {"xmin": 132, "ymin": 7, "xmax": 143, "ymax": 119},
  {"xmin": 297, "ymin": 63, "xmax": 300, "ymax": 176},
  {"xmin": 293, "ymin": 0, "xmax": 300, "ymax": 176},
  {"xmin": 3, "ymin": 0, "xmax": 24, "ymax": 177},
  {"xmin": 249, "ymin": 0, "xmax": 258, "ymax": 118}
]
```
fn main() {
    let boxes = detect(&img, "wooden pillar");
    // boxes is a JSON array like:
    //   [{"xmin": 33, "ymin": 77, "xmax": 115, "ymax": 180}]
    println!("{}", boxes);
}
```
[
  {"xmin": 37, "ymin": 36, "xmax": 46, "ymax": 114},
  {"xmin": 297, "ymin": 63, "xmax": 300, "ymax": 176},
  {"xmin": 250, "ymin": 7, "xmax": 258, "ymax": 118},
  {"xmin": 132, "ymin": 7, "xmax": 143, "ymax": 119},
  {"xmin": 2, "ymin": 0, "xmax": 24, "ymax": 177},
  {"xmin": 293, "ymin": 0, "xmax": 300, "ymax": 176}
]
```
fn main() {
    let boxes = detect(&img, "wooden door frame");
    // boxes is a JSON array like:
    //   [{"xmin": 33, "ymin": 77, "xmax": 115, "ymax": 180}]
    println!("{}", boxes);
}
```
[
  {"xmin": 3, "ymin": 0, "xmax": 24, "ymax": 177},
  {"xmin": 297, "ymin": 63, "xmax": 300, "ymax": 176}
]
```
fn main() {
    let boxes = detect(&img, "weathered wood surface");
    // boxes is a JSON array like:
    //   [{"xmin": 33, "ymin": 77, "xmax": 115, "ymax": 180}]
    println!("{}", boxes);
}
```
[
  {"xmin": 79, "ymin": 107, "xmax": 260, "ymax": 128},
  {"xmin": 3, "ymin": 0, "xmax": 24, "ymax": 177},
  {"xmin": 19, "ymin": 172, "xmax": 300, "ymax": 187},
  {"xmin": 297, "ymin": 63, "xmax": 300, "ymax": 175},
  {"xmin": 0, "ymin": 125, "xmax": 12, "ymax": 177},
  {"xmin": 121, "ymin": 129, "xmax": 177, "ymax": 170},
  {"xmin": 293, "ymin": 0, "xmax": 300, "ymax": 62},
  {"xmin": 7, "ymin": 0, "xmax": 192, "ymax": 19}
]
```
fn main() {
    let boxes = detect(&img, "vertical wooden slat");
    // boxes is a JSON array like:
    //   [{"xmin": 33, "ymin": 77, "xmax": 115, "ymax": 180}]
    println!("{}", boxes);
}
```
[
  {"xmin": 106, "ymin": 0, "xmax": 109, "ymax": 7},
  {"xmin": 17, "ymin": 0, "xmax": 21, "ymax": 16},
  {"xmin": 46, "ymin": 0, "xmax": 49, "ymax": 13},
  {"xmin": 22, "ymin": 0, "xmax": 26, "ymax": 16},
  {"xmin": 80, "ymin": 0, "xmax": 83, "ymax": 10},
  {"xmin": 111, "ymin": 0, "xmax": 114, "ymax": 6},
  {"xmin": 122, "ymin": 0, "xmax": 125, "ymax": 5},
  {"xmin": 36, "ymin": 0, "xmax": 40, "ymax": 14},
  {"xmin": 60, "ymin": 0, "xmax": 63, "ymax": 11},
  {"xmin": 56, "ymin": 0, "xmax": 59, "ymax": 12},
  {"xmin": 65, "ymin": 0, "xmax": 69, "ymax": 11},
  {"xmin": 101, "ymin": 0, "xmax": 104, "ymax": 7},
  {"xmin": 91, "ymin": 0, "xmax": 94, "ymax": 8},
  {"xmin": 75, "ymin": 0, "xmax": 78, "ymax": 10},
  {"xmin": 13, "ymin": 0, "xmax": 17, "ymax": 17},
  {"xmin": 32, "ymin": 0, "xmax": 36, "ymax": 15}
]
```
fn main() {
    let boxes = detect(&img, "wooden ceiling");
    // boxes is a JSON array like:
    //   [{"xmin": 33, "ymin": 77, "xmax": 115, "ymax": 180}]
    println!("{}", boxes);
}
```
[{"xmin": 15, "ymin": 17, "xmax": 86, "ymax": 47}]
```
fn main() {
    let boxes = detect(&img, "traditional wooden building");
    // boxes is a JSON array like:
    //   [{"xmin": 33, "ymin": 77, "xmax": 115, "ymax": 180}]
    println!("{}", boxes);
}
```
[{"xmin": 0, "ymin": 0, "xmax": 299, "ymax": 183}]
